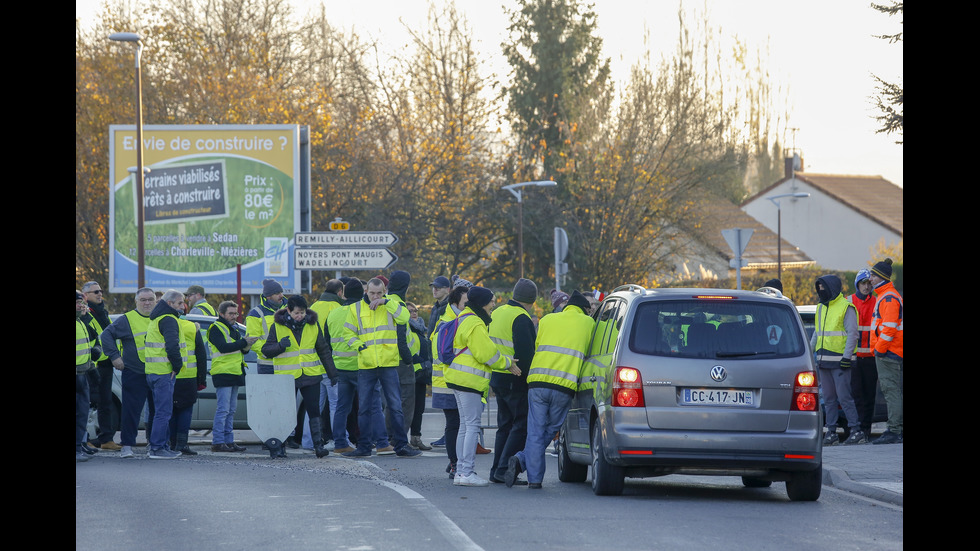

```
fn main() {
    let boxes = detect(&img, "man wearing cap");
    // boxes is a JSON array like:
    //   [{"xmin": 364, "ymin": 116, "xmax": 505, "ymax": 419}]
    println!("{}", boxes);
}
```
[
  {"xmin": 100, "ymin": 287, "xmax": 157, "ymax": 458},
  {"xmin": 488, "ymin": 278, "xmax": 538, "ymax": 484},
  {"xmin": 868, "ymin": 258, "xmax": 903, "ymax": 445},
  {"xmin": 186, "ymin": 285, "xmax": 216, "ymax": 317},
  {"xmin": 847, "ymin": 269, "xmax": 878, "ymax": 442},
  {"xmin": 428, "ymin": 276, "xmax": 452, "ymax": 338},
  {"xmin": 505, "ymin": 290, "xmax": 594, "ymax": 489},
  {"xmin": 247, "ymin": 278, "xmax": 285, "ymax": 375}
]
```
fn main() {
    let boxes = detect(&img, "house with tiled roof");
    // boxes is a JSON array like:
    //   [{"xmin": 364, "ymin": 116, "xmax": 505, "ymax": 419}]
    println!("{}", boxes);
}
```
[
  {"xmin": 741, "ymin": 159, "xmax": 903, "ymax": 271},
  {"xmin": 665, "ymin": 192, "xmax": 815, "ymax": 282}
]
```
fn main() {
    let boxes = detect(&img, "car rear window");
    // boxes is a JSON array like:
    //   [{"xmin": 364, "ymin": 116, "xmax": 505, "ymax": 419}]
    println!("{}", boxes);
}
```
[{"xmin": 628, "ymin": 299, "xmax": 805, "ymax": 359}]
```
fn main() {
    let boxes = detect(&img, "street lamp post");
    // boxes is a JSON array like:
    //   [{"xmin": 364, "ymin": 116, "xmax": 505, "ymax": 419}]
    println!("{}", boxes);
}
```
[
  {"xmin": 502, "ymin": 180, "xmax": 557, "ymax": 279},
  {"xmin": 766, "ymin": 192, "xmax": 810, "ymax": 280},
  {"xmin": 110, "ymin": 32, "xmax": 146, "ymax": 288}
]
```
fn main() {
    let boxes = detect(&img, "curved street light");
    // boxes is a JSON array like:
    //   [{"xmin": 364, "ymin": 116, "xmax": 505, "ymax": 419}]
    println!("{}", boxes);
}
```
[
  {"xmin": 502, "ymin": 180, "xmax": 557, "ymax": 279},
  {"xmin": 766, "ymin": 192, "xmax": 810, "ymax": 279},
  {"xmin": 110, "ymin": 32, "xmax": 146, "ymax": 288}
]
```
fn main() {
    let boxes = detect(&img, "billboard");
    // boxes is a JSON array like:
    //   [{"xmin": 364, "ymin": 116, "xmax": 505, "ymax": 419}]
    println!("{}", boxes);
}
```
[{"xmin": 108, "ymin": 125, "xmax": 304, "ymax": 294}]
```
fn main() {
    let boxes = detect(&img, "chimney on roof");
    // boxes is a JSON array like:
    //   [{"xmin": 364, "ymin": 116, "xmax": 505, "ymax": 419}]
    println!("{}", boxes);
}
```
[{"xmin": 784, "ymin": 153, "xmax": 802, "ymax": 179}]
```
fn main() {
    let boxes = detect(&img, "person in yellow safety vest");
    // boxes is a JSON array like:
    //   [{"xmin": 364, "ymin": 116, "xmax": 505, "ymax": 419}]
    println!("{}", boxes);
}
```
[
  {"xmin": 302, "ymin": 278, "xmax": 345, "ymax": 451},
  {"xmin": 262, "ymin": 295, "xmax": 339, "ymax": 458},
  {"xmin": 811, "ymin": 274, "xmax": 861, "ymax": 446},
  {"xmin": 144, "ymin": 290, "xmax": 188, "ymax": 459},
  {"xmin": 505, "ymin": 290, "xmax": 594, "ymax": 489},
  {"xmin": 382, "ymin": 271, "xmax": 418, "ymax": 448},
  {"xmin": 327, "ymin": 279, "xmax": 370, "ymax": 454},
  {"xmin": 168, "ymin": 317, "xmax": 208, "ymax": 456},
  {"xmin": 868, "ymin": 258, "xmax": 903, "ymax": 445},
  {"xmin": 445, "ymin": 286, "xmax": 518, "ymax": 487},
  {"xmin": 488, "ymin": 278, "xmax": 538, "ymax": 485},
  {"xmin": 209, "ymin": 300, "xmax": 259, "ymax": 453},
  {"xmin": 247, "ymin": 278, "xmax": 285, "ymax": 376},
  {"xmin": 77, "ymin": 291, "xmax": 103, "ymax": 462},
  {"xmin": 340, "ymin": 278, "xmax": 422, "ymax": 458},
  {"xmin": 430, "ymin": 285, "xmax": 467, "ymax": 476},
  {"xmin": 185, "ymin": 285, "xmax": 217, "ymax": 317},
  {"xmin": 99, "ymin": 287, "xmax": 157, "ymax": 458},
  {"xmin": 407, "ymin": 302, "xmax": 433, "ymax": 451},
  {"xmin": 82, "ymin": 280, "xmax": 121, "ymax": 451}
]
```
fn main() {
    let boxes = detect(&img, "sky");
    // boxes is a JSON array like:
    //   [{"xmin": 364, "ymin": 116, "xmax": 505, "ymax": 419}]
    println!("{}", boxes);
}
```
[{"xmin": 76, "ymin": 0, "xmax": 903, "ymax": 187}]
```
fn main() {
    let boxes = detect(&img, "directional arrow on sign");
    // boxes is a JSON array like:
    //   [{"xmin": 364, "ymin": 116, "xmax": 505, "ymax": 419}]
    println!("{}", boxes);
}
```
[
  {"xmin": 294, "ymin": 247, "xmax": 398, "ymax": 270},
  {"xmin": 295, "ymin": 231, "xmax": 398, "ymax": 247}
]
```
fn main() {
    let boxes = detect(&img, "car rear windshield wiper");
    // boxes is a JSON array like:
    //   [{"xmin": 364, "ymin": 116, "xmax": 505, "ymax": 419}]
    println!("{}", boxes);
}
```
[{"xmin": 715, "ymin": 351, "xmax": 777, "ymax": 358}]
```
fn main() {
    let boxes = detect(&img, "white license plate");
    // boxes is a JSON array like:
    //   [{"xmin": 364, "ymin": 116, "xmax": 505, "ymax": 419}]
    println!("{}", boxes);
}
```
[{"xmin": 681, "ymin": 388, "xmax": 754, "ymax": 406}]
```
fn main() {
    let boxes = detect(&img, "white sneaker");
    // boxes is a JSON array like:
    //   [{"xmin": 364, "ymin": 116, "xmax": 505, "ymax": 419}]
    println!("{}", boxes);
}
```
[
  {"xmin": 453, "ymin": 473, "xmax": 463, "ymax": 486},
  {"xmin": 120, "ymin": 446, "xmax": 134, "ymax": 459},
  {"xmin": 455, "ymin": 473, "xmax": 489, "ymax": 487}
]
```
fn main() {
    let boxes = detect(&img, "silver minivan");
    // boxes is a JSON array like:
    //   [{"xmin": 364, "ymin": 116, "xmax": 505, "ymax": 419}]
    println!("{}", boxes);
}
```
[{"xmin": 557, "ymin": 286, "xmax": 823, "ymax": 500}]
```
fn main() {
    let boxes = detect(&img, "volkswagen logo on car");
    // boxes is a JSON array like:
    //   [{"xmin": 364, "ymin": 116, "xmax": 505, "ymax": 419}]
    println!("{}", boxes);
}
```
[{"xmin": 709, "ymin": 365, "xmax": 727, "ymax": 382}]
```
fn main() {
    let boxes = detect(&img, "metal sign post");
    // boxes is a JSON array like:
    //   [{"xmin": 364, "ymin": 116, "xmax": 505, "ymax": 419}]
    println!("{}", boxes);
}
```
[{"xmin": 722, "ymin": 228, "xmax": 753, "ymax": 290}]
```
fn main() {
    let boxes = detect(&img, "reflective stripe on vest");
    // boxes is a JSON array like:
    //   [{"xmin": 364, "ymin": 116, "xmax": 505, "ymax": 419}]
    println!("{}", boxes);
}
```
[
  {"xmin": 272, "ymin": 323, "xmax": 325, "ymax": 379},
  {"xmin": 814, "ymin": 296, "xmax": 856, "ymax": 362},
  {"xmin": 145, "ymin": 313, "xmax": 187, "ymax": 374},
  {"xmin": 76, "ymin": 320, "xmax": 93, "ymax": 365},
  {"xmin": 177, "ymin": 319, "xmax": 198, "ymax": 379},
  {"xmin": 209, "ymin": 322, "xmax": 244, "ymax": 376},
  {"xmin": 123, "ymin": 310, "xmax": 150, "ymax": 363},
  {"xmin": 489, "ymin": 304, "xmax": 530, "ymax": 364}
]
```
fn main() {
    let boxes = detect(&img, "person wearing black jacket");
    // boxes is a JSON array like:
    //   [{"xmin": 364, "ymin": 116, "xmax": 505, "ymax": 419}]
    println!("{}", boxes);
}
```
[
  {"xmin": 208, "ymin": 301, "xmax": 258, "ymax": 452},
  {"xmin": 83, "ymin": 281, "xmax": 122, "ymax": 450},
  {"xmin": 145, "ymin": 290, "xmax": 187, "ymax": 459},
  {"xmin": 262, "ymin": 295, "xmax": 339, "ymax": 458},
  {"xmin": 384, "ymin": 271, "xmax": 417, "ymax": 444},
  {"xmin": 488, "ymin": 278, "xmax": 538, "ymax": 484}
]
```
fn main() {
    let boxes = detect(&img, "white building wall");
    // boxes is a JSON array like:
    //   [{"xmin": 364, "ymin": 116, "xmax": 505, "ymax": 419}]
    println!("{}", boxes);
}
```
[{"xmin": 742, "ymin": 178, "xmax": 901, "ymax": 271}]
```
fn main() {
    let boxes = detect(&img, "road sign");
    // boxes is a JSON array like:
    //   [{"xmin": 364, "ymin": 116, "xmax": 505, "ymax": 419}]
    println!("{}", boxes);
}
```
[
  {"xmin": 294, "ymin": 247, "xmax": 398, "ymax": 270},
  {"xmin": 721, "ymin": 228, "xmax": 753, "ymax": 257},
  {"xmin": 329, "ymin": 220, "xmax": 350, "ymax": 231},
  {"xmin": 295, "ymin": 231, "xmax": 398, "ymax": 247}
]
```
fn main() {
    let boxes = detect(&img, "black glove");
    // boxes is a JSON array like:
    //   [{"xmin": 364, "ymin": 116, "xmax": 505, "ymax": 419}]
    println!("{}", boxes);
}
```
[
  {"xmin": 838, "ymin": 358, "xmax": 852, "ymax": 370},
  {"xmin": 329, "ymin": 378, "xmax": 338, "ymax": 387},
  {"xmin": 278, "ymin": 336, "xmax": 291, "ymax": 349}
]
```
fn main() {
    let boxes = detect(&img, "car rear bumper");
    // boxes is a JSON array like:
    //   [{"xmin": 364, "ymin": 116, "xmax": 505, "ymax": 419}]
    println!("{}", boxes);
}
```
[{"xmin": 598, "ymin": 409, "xmax": 821, "ymax": 472}]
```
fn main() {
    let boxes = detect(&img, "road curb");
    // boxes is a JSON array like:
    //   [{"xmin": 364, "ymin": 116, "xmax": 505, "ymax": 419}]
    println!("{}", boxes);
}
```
[{"xmin": 822, "ymin": 465, "xmax": 902, "ymax": 506}]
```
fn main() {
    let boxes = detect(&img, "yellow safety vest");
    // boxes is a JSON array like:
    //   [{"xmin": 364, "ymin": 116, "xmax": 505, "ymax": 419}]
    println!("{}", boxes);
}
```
[
  {"xmin": 272, "ymin": 322, "xmax": 326, "ymax": 379},
  {"xmin": 246, "ymin": 303, "xmax": 278, "ymax": 369},
  {"xmin": 177, "ymin": 319, "xmax": 199, "ymax": 380},
  {"xmin": 489, "ymin": 303, "xmax": 531, "ymax": 365},
  {"xmin": 343, "ymin": 298, "xmax": 409, "ymax": 369},
  {"xmin": 327, "ymin": 304, "xmax": 359, "ymax": 372},
  {"xmin": 123, "ymin": 310, "xmax": 150, "ymax": 363},
  {"xmin": 76, "ymin": 319, "xmax": 93, "ymax": 367},
  {"xmin": 208, "ymin": 321, "xmax": 244, "ymax": 376},
  {"xmin": 444, "ymin": 307, "xmax": 511, "ymax": 394},
  {"xmin": 815, "ymin": 294, "xmax": 857, "ymax": 361},
  {"xmin": 527, "ymin": 305, "xmax": 594, "ymax": 393},
  {"xmin": 145, "ymin": 313, "xmax": 187, "ymax": 375}
]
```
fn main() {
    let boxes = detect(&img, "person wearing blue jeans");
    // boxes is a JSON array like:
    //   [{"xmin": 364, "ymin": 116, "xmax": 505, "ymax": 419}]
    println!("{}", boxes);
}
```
[
  {"xmin": 511, "ymin": 388, "xmax": 573, "ymax": 486},
  {"xmin": 146, "ymin": 373, "xmax": 177, "ymax": 455},
  {"xmin": 144, "ymin": 290, "xmax": 188, "ymax": 459},
  {"xmin": 347, "ymin": 367, "xmax": 409, "ymax": 454}
]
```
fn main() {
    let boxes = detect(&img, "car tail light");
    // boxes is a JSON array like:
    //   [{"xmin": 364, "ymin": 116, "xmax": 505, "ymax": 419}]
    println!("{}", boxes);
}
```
[
  {"xmin": 612, "ymin": 366, "xmax": 644, "ymax": 407},
  {"xmin": 792, "ymin": 371, "xmax": 818, "ymax": 411}
]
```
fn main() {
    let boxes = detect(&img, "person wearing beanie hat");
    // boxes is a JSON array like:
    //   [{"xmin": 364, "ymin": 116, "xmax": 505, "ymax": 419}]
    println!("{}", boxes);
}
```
[
  {"xmin": 304, "ymin": 278, "xmax": 347, "ymax": 452},
  {"xmin": 381, "ymin": 270, "xmax": 420, "ymax": 450},
  {"xmin": 762, "ymin": 278, "xmax": 783, "ymax": 293},
  {"xmin": 505, "ymin": 290, "xmax": 594, "ymax": 489},
  {"xmin": 867, "ymin": 258, "xmax": 903, "ymax": 444},
  {"xmin": 549, "ymin": 289, "xmax": 570, "ymax": 313},
  {"xmin": 451, "ymin": 274, "xmax": 474, "ymax": 289},
  {"xmin": 340, "ymin": 277, "xmax": 421, "ymax": 458},
  {"xmin": 488, "ymin": 278, "xmax": 538, "ymax": 484},
  {"xmin": 845, "ymin": 268, "xmax": 877, "ymax": 442},
  {"xmin": 444, "ymin": 286, "xmax": 518, "ymax": 486},
  {"xmin": 812, "ymin": 275, "xmax": 861, "ymax": 446},
  {"xmin": 248, "ymin": 279, "xmax": 286, "ymax": 375},
  {"xmin": 374, "ymin": 274, "xmax": 390, "ymax": 288}
]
